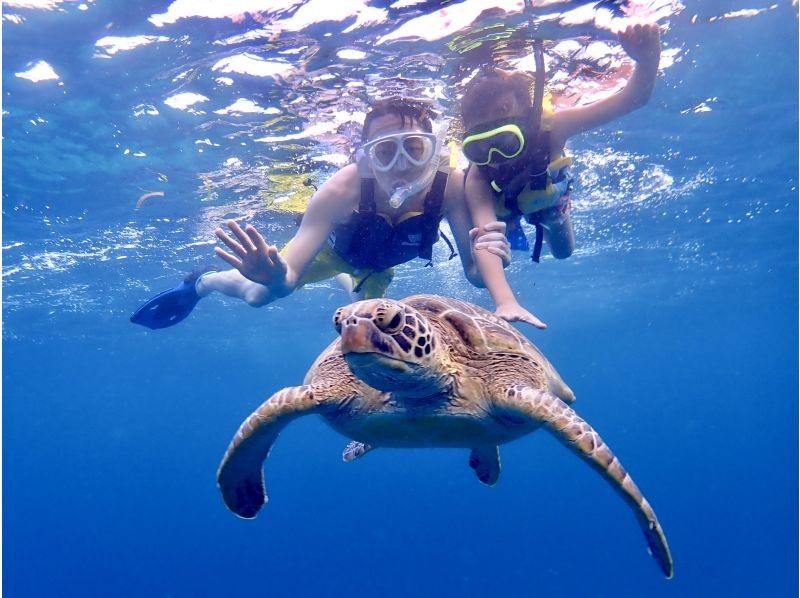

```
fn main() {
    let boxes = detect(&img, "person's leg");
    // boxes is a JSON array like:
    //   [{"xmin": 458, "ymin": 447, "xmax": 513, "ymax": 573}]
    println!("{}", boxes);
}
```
[
  {"xmin": 195, "ymin": 269, "xmax": 274, "ymax": 306},
  {"xmin": 197, "ymin": 243, "xmax": 364, "ymax": 309},
  {"xmin": 358, "ymin": 268, "xmax": 394, "ymax": 299},
  {"xmin": 334, "ymin": 273, "xmax": 364, "ymax": 301},
  {"xmin": 540, "ymin": 196, "xmax": 574, "ymax": 259}
]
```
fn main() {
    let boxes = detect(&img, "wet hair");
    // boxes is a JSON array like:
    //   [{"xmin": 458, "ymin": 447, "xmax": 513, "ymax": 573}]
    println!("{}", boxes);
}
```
[
  {"xmin": 361, "ymin": 98, "xmax": 435, "ymax": 141},
  {"xmin": 460, "ymin": 69, "xmax": 534, "ymax": 129}
]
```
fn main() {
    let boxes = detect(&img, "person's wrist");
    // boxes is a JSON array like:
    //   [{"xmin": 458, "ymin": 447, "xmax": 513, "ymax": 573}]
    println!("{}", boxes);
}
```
[
  {"xmin": 633, "ymin": 51, "xmax": 660, "ymax": 68},
  {"xmin": 495, "ymin": 297, "xmax": 520, "ymax": 310},
  {"xmin": 268, "ymin": 271, "xmax": 294, "ymax": 297}
]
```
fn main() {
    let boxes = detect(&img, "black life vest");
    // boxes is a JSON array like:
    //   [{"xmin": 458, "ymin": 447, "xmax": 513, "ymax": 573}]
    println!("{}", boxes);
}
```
[{"xmin": 330, "ymin": 170, "xmax": 454, "ymax": 273}]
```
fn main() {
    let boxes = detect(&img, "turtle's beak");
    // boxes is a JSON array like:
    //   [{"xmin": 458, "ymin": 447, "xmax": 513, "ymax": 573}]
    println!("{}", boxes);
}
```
[
  {"xmin": 340, "ymin": 322, "xmax": 372, "ymax": 354},
  {"xmin": 339, "ymin": 319, "xmax": 394, "ymax": 357}
]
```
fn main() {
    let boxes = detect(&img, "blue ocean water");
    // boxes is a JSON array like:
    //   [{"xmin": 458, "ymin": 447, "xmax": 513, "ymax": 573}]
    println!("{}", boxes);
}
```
[{"xmin": 3, "ymin": 1, "xmax": 797, "ymax": 596}]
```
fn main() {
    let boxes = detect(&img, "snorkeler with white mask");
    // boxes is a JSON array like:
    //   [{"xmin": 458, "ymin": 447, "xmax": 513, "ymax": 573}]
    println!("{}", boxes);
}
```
[{"xmin": 131, "ymin": 98, "xmax": 542, "ymax": 329}]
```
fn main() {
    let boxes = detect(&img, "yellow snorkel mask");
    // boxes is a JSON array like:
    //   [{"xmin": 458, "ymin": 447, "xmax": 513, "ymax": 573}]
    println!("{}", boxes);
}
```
[{"xmin": 461, "ymin": 115, "xmax": 530, "ymax": 166}]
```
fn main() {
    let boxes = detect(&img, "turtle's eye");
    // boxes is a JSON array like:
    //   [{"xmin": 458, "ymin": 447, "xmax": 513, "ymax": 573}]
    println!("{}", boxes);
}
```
[{"xmin": 374, "ymin": 304, "xmax": 404, "ymax": 333}]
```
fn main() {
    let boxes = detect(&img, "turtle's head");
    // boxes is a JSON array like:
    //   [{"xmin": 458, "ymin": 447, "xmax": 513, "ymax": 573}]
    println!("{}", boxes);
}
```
[{"xmin": 334, "ymin": 299, "xmax": 448, "ymax": 394}]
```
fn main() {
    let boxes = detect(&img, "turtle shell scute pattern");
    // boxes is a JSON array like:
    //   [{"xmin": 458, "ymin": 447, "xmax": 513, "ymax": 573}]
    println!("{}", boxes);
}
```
[{"xmin": 403, "ymin": 294, "xmax": 539, "ymax": 358}]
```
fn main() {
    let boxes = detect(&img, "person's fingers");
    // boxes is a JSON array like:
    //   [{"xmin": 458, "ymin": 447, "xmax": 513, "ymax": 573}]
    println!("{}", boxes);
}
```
[
  {"xmin": 216, "ymin": 227, "xmax": 247, "ymax": 258},
  {"xmin": 245, "ymin": 224, "xmax": 270, "ymax": 253},
  {"xmin": 523, "ymin": 313, "xmax": 547, "ymax": 329},
  {"xmin": 469, "ymin": 227, "xmax": 479, "ymax": 242},
  {"xmin": 227, "ymin": 220, "xmax": 256, "ymax": 252},
  {"xmin": 485, "ymin": 246, "xmax": 507, "ymax": 258},
  {"xmin": 478, "ymin": 241, "xmax": 507, "ymax": 252},
  {"xmin": 477, "ymin": 232, "xmax": 505, "ymax": 243},
  {"xmin": 629, "ymin": 25, "xmax": 640, "ymax": 47},
  {"xmin": 482, "ymin": 238, "xmax": 510, "ymax": 249},
  {"xmin": 215, "ymin": 247, "xmax": 242, "ymax": 269},
  {"xmin": 483, "ymin": 220, "xmax": 507, "ymax": 234},
  {"xmin": 486, "ymin": 247, "xmax": 511, "ymax": 266},
  {"xmin": 265, "ymin": 245, "xmax": 281, "ymax": 269},
  {"xmin": 647, "ymin": 24, "xmax": 661, "ymax": 44}
]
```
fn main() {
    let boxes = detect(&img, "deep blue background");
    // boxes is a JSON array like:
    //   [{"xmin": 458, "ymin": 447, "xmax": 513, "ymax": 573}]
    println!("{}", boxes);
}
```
[{"xmin": 3, "ymin": 2, "xmax": 797, "ymax": 596}]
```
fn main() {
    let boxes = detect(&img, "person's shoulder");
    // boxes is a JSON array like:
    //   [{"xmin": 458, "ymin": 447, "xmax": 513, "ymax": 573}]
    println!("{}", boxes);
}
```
[
  {"xmin": 323, "ymin": 163, "xmax": 360, "ymax": 193},
  {"xmin": 307, "ymin": 163, "xmax": 360, "ymax": 218}
]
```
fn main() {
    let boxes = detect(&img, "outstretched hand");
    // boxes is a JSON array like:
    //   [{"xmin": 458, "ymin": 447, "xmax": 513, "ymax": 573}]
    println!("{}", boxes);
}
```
[
  {"xmin": 619, "ymin": 23, "xmax": 661, "ymax": 66},
  {"xmin": 215, "ymin": 220, "xmax": 287, "ymax": 287},
  {"xmin": 495, "ymin": 302, "xmax": 547, "ymax": 330},
  {"xmin": 470, "ymin": 220, "xmax": 512, "ymax": 267}
]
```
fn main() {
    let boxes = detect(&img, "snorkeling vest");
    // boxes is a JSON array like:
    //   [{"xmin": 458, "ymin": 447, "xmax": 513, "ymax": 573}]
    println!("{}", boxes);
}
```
[{"xmin": 330, "ymin": 170, "xmax": 454, "ymax": 276}]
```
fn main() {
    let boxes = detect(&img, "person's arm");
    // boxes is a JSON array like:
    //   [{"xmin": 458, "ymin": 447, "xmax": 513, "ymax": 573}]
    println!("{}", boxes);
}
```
[
  {"xmin": 550, "ymin": 23, "xmax": 661, "ymax": 148},
  {"xmin": 462, "ymin": 167, "xmax": 547, "ymax": 329},
  {"xmin": 214, "ymin": 165, "xmax": 358, "ymax": 299},
  {"xmin": 444, "ymin": 173, "xmax": 510, "ymax": 288}
]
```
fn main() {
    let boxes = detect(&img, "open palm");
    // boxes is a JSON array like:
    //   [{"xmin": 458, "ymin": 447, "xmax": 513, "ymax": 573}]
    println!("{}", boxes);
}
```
[{"xmin": 215, "ymin": 220, "xmax": 287, "ymax": 287}]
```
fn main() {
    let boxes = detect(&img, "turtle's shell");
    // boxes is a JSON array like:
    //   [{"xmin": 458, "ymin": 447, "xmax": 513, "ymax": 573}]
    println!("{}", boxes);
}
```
[
  {"xmin": 402, "ymin": 295, "xmax": 573, "ymax": 401},
  {"xmin": 403, "ymin": 294, "xmax": 536, "ymax": 355}
]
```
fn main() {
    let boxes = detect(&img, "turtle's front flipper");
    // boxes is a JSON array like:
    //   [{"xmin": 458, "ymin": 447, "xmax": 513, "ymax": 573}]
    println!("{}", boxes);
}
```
[
  {"xmin": 469, "ymin": 446, "xmax": 501, "ymax": 486},
  {"xmin": 499, "ymin": 386, "xmax": 673, "ymax": 579},
  {"xmin": 217, "ymin": 385, "xmax": 321, "ymax": 519},
  {"xmin": 342, "ymin": 441, "xmax": 373, "ymax": 462}
]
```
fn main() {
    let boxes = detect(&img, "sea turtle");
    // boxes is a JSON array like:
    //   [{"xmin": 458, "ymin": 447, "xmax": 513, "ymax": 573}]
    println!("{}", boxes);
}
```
[{"xmin": 217, "ymin": 294, "xmax": 673, "ymax": 578}]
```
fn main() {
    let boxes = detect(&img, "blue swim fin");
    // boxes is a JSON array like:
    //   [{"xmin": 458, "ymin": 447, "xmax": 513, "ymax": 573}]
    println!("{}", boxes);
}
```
[{"xmin": 130, "ymin": 268, "xmax": 214, "ymax": 329}]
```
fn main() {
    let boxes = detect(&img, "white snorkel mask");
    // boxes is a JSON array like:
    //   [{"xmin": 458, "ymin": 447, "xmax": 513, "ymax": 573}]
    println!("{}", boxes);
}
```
[{"xmin": 360, "ymin": 119, "xmax": 450, "ymax": 209}]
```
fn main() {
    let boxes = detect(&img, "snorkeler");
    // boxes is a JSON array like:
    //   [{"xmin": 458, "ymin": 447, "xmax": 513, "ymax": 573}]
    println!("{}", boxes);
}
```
[
  {"xmin": 131, "ymin": 98, "xmax": 534, "ymax": 329},
  {"xmin": 461, "ymin": 23, "xmax": 662, "ymax": 328}
]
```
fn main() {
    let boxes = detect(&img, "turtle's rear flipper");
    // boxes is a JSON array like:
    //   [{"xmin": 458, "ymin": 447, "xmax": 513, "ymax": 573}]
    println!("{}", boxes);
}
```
[
  {"xmin": 343, "ymin": 441, "xmax": 373, "ymax": 462},
  {"xmin": 469, "ymin": 446, "xmax": 501, "ymax": 486},
  {"xmin": 498, "ymin": 386, "xmax": 673, "ymax": 579}
]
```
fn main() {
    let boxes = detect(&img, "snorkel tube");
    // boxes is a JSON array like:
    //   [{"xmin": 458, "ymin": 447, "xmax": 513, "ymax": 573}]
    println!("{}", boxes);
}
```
[
  {"xmin": 497, "ymin": 35, "xmax": 547, "ymax": 209},
  {"xmin": 524, "ymin": 0, "xmax": 546, "ymax": 136},
  {"xmin": 531, "ymin": 38, "xmax": 545, "ymax": 133},
  {"xmin": 498, "ymin": 0, "xmax": 549, "ymax": 263},
  {"xmin": 388, "ymin": 119, "xmax": 450, "ymax": 208}
]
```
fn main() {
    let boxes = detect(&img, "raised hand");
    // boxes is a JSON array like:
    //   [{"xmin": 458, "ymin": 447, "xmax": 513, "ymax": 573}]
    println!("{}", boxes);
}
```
[
  {"xmin": 619, "ymin": 23, "xmax": 661, "ymax": 66},
  {"xmin": 215, "ymin": 220, "xmax": 288, "ymax": 287},
  {"xmin": 470, "ymin": 220, "xmax": 512, "ymax": 267}
]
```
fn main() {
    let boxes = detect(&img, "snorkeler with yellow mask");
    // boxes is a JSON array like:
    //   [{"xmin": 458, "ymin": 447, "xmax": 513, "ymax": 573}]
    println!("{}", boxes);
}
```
[{"xmin": 461, "ymin": 23, "xmax": 662, "ymax": 328}]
